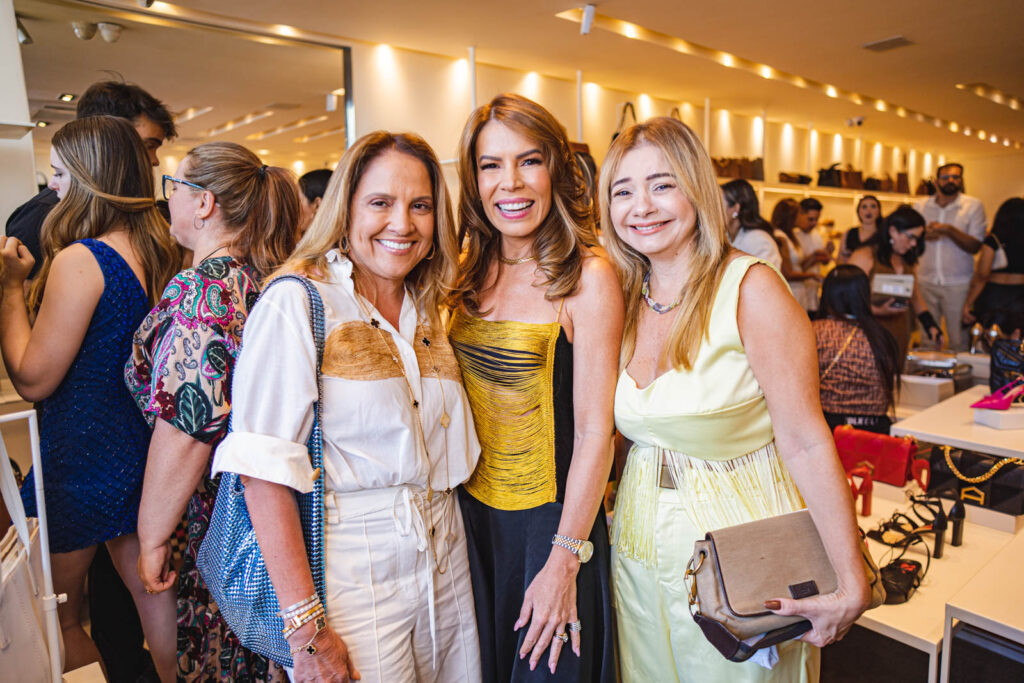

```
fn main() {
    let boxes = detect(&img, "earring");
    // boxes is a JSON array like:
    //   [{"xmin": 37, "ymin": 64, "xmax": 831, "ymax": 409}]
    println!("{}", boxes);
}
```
[
  {"xmin": 732, "ymin": 212, "xmax": 739, "ymax": 218},
  {"xmin": 192, "ymin": 214, "xmax": 205, "ymax": 231},
  {"xmin": 424, "ymin": 242, "xmax": 436, "ymax": 261},
  {"xmin": 340, "ymin": 235, "xmax": 350, "ymax": 254}
]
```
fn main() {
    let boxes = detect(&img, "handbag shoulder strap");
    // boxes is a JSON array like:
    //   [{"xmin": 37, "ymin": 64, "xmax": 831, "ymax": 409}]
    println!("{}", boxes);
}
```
[{"xmin": 821, "ymin": 324, "xmax": 859, "ymax": 381}]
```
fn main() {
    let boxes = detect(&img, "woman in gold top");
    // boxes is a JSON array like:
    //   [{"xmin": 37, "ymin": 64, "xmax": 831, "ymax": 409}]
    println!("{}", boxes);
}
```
[
  {"xmin": 603, "ymin": 117, "xmax": 869, "ymax": 681},
  {"xmin": 449, "ymin": 93, "xmax": 623, "ymax": 681}
]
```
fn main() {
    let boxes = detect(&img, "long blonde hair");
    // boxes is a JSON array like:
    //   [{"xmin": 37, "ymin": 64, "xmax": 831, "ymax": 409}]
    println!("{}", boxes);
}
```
[
  {"xmin": 454, "ymin": 93, "xmax": 596, "ymax": 314},
  {"xmin": 181, "ymin": 142, "xmax": 298, "ymax": 279},
  {"xmin": 31, "ymin": 116, "xmax": 177, "ymax": 309},
  {"xmin": 274, "ymin": 131, "xmax": 458, "ymax": 333},
  {"xmin": 599, "ymin": 117, "xmax": 731, "ymax": 371}
]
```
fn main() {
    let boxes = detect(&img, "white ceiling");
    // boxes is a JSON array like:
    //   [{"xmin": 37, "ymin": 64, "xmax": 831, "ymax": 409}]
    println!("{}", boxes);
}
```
[{"xmin": 14, "ymin": 0, "xmax": 1024, "ymax": 164}]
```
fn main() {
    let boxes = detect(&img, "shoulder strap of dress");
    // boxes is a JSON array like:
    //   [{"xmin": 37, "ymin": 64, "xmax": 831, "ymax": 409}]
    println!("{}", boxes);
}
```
[{"xmin": 556, "ymin": 297, "xmax": 566, "ymax": 324}]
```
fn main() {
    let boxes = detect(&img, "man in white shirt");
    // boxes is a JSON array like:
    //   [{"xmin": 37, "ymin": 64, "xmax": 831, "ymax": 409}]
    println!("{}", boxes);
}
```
[
  {"xmin": 792, "ymin": 197, "xmax": 831, "ymax": 313},
  {"xmin": 913, "ymin": 163, "xmax": 987, "ymax": 350}
]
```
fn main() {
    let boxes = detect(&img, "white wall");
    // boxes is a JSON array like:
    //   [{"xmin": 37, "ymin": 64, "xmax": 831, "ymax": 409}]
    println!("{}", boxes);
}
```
[
  {"xmin": 0, "ymin": 0, "xmax": 38, "ymax": 226},
  {"xmin": 952, "ymin": 151, "xmax": 1024, "ymax": 224}
]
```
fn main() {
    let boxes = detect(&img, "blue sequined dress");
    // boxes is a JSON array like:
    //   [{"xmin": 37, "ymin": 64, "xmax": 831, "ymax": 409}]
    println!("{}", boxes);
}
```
[{"xmin": 20, "ymin": 238, "xmax": 152, "ymax": 553}]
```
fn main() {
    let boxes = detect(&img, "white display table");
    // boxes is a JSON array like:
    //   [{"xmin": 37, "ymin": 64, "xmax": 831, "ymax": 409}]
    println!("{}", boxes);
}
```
[
  {"xmin": 939, "ymin": 531, "xmax": 1024, "ymax": 682},
  {"xmin": 891, "ymin": 385, "xmax": 1024, "ymax": 460},
  {"xmin": 856, "ymin": 483, "xmax": 1015, "ymax": 683}
]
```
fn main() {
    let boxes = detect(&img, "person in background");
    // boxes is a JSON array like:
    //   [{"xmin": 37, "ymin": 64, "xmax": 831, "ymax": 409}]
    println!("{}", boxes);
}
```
[
  {"xmin": 814, "ymin": 266, "xmax": 902, "ymax": 434},
  {"xmin": 721, "ymin": 178, "xmax": 782, "ymax": 270},
  {"xmin": 913, "ymin": 162, "xmax": 987, "ymax": 350},
  {"xmin": 962, "ymin": 197, "xmax": 1024, "ymax": 337},
  {"xmin": 127, "ymin": 142, "xmax": 298, "ymax": 681},
  {"xmin": 214, "ymin": 131, "xmax": 483, "ymax": 682},
  {"xmin": 297, "ymin": 168, "xmax": 333, "ymax": 235},
  {"xmin": 849, "ymin": 205, "xmax": 942, "ymax": 357},
  {"xmin": 771, "ymin": 197, "xmax": 819, "ymax": 308},
  {"xmin": 793, "ymin": 197, "xmax": 831, "ymax": 315},
  {"xmin": 0, "ymin": 116, "xmax": 179, "ymax": 681},
  {"xmin": 839, "ymin": 195, "xmax": 882, "ymax": 262},
  {"xmin": 450, "ymin": 93, "xmax": 621, "ymax": 682},
  {"xmin": 6, "ymin": 80, "xmax": 176, "ymax": 278},
  {"xmin": 602, "ymin": 116, "xmax": 868, "ymax": 682}
]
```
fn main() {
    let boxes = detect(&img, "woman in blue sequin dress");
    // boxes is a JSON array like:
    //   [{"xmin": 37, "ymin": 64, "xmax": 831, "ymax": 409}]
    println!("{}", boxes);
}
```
[{"xmin": 0, "ymin": 116, "xmax": 179, "ymax": 680}]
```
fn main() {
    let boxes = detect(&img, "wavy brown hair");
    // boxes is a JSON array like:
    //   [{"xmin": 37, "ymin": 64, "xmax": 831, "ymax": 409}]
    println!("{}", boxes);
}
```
[
  {"xmin": 600, "ymin": 117, "xmax": 731, "ymax": 371},
  {"xmin": 31, "ymin": 116, "xmax": 177, "ymax": 309},
  {"xmin": 181, "ymin": 142, "xmax": 298, "ymax": 279},
  {"xmin": 274, "ymin": 131, "xmax": 458, "ymax": 334},
  {"xmin": 454, "ymin": 93, "xmax": 596, "ymax": 314}
]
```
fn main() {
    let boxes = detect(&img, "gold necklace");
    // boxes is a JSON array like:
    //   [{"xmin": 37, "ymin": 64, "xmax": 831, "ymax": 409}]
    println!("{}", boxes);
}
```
[
  {"xmin": 498, "ymin": 254, "xmax": 537, "ymax": 265},
  {"xmin": 353, "ymin": 294, "xmax": 454, "ymax": 573}
]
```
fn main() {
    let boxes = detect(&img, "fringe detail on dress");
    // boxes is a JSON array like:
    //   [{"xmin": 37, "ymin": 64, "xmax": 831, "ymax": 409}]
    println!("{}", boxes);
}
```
[{"xmin": 611, "ymin": 441, "xmax": 804, "ymax": 567}]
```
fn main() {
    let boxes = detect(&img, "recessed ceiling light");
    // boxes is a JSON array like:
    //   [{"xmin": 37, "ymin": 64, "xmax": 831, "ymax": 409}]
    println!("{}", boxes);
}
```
[
  {"xmin": 35, "ymin": 121, "xmax": 49, "ymax": 127},
  {"xmin": 246, "ymin": 115, "xmax": 329, "ymax": 141},
  {"xmin": 58, "ymin": 93, "xmax": 76, "ymax": 102}
]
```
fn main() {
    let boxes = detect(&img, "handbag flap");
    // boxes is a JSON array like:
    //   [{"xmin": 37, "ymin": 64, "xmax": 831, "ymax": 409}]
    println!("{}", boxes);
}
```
[{"xmin": 706, "ymin": 509, "xmax": 837, "ymax": 617}]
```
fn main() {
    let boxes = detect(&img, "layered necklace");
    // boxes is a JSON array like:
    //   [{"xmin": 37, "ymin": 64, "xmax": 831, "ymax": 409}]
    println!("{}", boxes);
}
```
[
  {"xmin": 353, "ymin": 293, "xmax": 454, "ymax": 573},
  {"xmin": 641, "ymin": 271, "xmax": 682, "ymax": 314}
]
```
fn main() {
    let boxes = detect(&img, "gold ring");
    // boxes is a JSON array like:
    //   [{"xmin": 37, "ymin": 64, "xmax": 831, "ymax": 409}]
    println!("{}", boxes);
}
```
[{"xmin": 554, "ymin": 632, "xmax": 568, "ymax": 643}]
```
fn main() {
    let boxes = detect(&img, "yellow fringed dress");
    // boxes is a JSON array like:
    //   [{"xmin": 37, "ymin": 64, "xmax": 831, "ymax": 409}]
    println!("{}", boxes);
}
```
[{"xmin": 611, "ymin": 256, "xmax": 819, "ymax": 682}]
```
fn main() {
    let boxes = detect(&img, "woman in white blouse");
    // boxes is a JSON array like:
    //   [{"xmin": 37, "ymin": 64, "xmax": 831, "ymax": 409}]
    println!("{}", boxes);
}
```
[{"xmin": 213, "ymin": 132, "xmax": 482, "ymax": 682}]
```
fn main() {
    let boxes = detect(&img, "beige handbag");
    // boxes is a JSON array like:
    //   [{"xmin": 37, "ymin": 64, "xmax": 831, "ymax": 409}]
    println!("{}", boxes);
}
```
[
  {"xmin": 1, "ymin": 410, "xmax": 64, "ymax": 683},
  {"xmin": 684, "ymin": 509, "xmax": 885, "ymax": 662}
]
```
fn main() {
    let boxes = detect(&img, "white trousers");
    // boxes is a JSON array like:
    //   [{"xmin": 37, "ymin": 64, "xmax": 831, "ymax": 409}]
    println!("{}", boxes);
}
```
[
  {"xmin": 291, "ymin": 486, "xmax": 481, "ymax": 682},
  {"xmin": 919, "ymin": 280, "xmax": 971, "ymax": 350}
]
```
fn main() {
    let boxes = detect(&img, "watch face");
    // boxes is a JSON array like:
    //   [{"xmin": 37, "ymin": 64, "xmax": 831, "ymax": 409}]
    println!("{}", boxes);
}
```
[{"xmin": 578, "ymin": 541, "xmax": 594, "ymax": 563}]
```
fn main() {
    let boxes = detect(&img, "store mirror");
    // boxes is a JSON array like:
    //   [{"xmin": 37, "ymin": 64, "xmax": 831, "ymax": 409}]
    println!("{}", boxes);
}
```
[{"xmin": 16, "ymin": 0, "xmax": 352, "ymax": 187}]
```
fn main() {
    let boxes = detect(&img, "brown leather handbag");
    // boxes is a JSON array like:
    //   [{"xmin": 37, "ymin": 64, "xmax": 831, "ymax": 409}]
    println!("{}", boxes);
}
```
[{"xmin": 684, "ymin": 509, "xmax": 885, "ymax": 662}]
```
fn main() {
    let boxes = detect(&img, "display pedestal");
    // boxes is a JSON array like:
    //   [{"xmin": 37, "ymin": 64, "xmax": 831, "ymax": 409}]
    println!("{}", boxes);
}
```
[{"xmin": 973, "ymin": 405, "xmax": 1024, "ymax": 430}]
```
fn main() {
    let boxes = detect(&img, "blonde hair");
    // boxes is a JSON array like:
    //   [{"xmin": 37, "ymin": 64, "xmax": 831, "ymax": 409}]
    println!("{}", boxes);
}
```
[
  {"xmin": 274, "ymin": 131, "xmax": 458, "ymax": 333},
  {"xmin": 599, "ymin": 117, "xmax": 731, "ymax": 371},
  {"xmin": 182, "ymin": 142, "xmax": 298, "ymax": 279},
  {"xmin": 454, "ymin": 93, "xmax": 596, "ymax": 314},
  {"xmin": 31, "ymin": 116, "xmax": 177, "ymax": 309}
]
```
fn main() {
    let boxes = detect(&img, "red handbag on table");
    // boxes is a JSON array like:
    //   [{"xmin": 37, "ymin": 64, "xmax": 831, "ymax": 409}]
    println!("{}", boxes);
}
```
[{"xmin": 833, "ymin": 424, "xmax": 927, "ymax": 487}]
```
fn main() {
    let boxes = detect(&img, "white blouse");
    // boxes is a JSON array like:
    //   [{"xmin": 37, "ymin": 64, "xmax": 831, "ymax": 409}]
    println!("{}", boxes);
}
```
[{"xmin": 214, "ymin": 251, "xmax": 480, "ymax": 495}]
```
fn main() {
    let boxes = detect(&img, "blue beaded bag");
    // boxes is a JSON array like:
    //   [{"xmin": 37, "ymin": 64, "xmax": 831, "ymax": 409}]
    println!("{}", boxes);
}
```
[{"xmin": 197, "ymin": 275, "xmax": 326, "ymax": 667}]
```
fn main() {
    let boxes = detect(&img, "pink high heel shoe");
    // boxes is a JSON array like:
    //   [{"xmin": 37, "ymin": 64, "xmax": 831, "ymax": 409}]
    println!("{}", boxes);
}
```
[{"xmin": 971, "ymin": 377, "xmax": 1024, "ymax": 410}]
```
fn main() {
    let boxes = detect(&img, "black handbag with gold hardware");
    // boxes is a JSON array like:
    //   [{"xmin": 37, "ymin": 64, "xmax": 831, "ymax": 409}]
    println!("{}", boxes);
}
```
[{"xmin": 927, "ymin": 446, "xmax": 1024, "ymax": 515}]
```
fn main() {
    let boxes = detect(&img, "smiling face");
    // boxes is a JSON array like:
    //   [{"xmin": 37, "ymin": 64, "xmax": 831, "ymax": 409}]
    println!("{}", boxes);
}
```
[
  {"xmin": 608, "ymin": 143, "xmax": 697, "ymax": 263},
  {"xmin": 47, "ymin": 148, "xmax": 72, "ymax": 199},
  {"xmin": 474, "ymin": 120, "xmax": 552, "ymax": 248},
  {"xmin": 347, "ymin": 149, "xmax": 435, "ymax": 295}
]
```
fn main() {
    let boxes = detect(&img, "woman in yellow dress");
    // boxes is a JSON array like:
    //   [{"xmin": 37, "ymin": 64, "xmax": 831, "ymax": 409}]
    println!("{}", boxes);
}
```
[{"xmin": 601, "ymin": 117, "xmax": 870, "ymax": 681}]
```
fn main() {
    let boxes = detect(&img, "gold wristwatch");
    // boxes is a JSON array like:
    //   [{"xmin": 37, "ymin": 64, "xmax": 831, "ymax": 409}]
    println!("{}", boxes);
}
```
[{"xmin": 551, "ymin": 534, "xmax": 594, "ymax": 563}]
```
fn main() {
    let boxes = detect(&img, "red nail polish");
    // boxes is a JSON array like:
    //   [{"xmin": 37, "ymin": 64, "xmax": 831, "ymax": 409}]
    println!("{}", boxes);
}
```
[{"xmin": 764, "ymin": 600, "xmax": 781, "ymax": 610}]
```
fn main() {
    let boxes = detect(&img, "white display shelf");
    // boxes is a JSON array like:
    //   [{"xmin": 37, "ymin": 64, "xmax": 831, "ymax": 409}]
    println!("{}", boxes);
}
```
[
  {"xmin": 940, "ymin": 531, "xmax": 1024, "ymax": 682},
  {"xmin": 0, "ymin": 121, "xmax": 36, "ymax": 139},
  {"xmin": 855, "ymin": 482, "xmax": 1016, "ymax": 683}
]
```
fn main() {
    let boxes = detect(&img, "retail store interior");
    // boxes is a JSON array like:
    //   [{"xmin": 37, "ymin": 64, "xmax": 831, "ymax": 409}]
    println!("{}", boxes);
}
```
[{"xmin": 1, "ymin": 1, "xmax": 1023, "ymax": 682}]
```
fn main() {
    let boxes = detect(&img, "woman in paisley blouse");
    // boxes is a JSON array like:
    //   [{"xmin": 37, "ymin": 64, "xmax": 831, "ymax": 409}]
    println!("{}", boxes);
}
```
[{"xmin": 125, "ymin": 142, "xmax": 298, "ymax": 681}]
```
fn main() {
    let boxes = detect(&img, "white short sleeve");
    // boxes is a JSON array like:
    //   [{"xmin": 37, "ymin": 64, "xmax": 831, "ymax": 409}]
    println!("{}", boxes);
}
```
[{"xmin": 213, "ymin": 279, "xmax": 319, "ymax": 493}]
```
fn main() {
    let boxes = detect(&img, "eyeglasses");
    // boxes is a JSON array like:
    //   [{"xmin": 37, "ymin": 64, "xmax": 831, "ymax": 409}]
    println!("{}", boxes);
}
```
[
  {"xmin": 938, "ymin": 173, "xmax": 962, "ymax": 181},
  {"xmin": 162, "ymin": 174, "xmax": 207, "ymax": 200}
]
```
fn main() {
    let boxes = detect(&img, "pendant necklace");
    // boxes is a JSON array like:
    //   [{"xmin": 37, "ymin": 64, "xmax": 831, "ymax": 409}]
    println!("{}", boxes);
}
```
[
  {"xmin": 353, "ymin": 293, "xmax": 454, "ymax": 573},
  {"xmin": 641, "ymin": 271, "xmax": 682, "ymax": 314}
]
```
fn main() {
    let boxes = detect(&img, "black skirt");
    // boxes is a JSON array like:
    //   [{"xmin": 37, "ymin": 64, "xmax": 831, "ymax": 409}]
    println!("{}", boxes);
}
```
[{"xmin": 459, "ymin": 491, "xmax": 616, "ymax": 683}]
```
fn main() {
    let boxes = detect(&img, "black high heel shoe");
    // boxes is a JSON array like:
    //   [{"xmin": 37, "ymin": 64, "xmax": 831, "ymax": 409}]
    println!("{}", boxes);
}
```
[
  {"xmin": 949, "ymin": 499, "xmax": 966, "ymax": 547},
  {"xmin": 932, "ymin": 504, "xmax": 947, "ymax": 559}
]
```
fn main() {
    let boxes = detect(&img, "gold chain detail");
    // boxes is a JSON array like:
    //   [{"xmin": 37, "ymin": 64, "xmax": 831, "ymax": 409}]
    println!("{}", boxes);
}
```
[{"xmin": 942, "ymin": 445, "xmax": 1024, "ymax": 484}]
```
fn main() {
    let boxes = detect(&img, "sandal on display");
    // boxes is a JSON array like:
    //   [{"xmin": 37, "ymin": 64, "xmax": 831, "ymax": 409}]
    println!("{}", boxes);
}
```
[
  {"xmin": 866, "ymin": 512, "xmax": 932, "ymax": 548},
  {"xmin": 970, "ymin": 377, "xmax": 1024, "ymax": 410},
  {"xmin": 880, "ymin": 534, "xmax": 931, "ymax": 605},
  {"xmin": 907, "ymin": 494, "xmax": 947, "ymax": 558}
]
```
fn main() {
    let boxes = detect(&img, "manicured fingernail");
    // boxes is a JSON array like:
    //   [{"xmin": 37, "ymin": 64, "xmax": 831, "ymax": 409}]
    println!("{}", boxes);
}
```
[
  {"xmin": 514, "ymin": 619, "xmax": 522, "ymax": 630},
  {"xmin": 764, "ymin": 600, "xmax": 781, "ymax": 610},
  {"xmin": 550, "ymin": 663, "xmax": 556, "ymax": 674}
]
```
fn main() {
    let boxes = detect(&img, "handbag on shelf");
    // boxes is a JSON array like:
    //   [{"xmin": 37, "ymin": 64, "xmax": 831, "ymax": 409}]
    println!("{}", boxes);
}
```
[
  {"xmin": 833, "ymin": 424, "xmax": 928, "ymax": 487},
  {"xmin": 896, "ymin": 172, "xmax": 910, "ymax": 194},
  {"xmin": 915, "ymin": 178, "xmax": 936, "ymax": 196},
  {"xmin": 611, "ymin": 101, "xmax": 637, "ymax": 143},
  {"xmin": 927, "ymin": 446, "xmax": 1024, "ymax": 515},
  {"xmin": 1, "ymin": 410, "xmax": 64, "ymax": 683},
  {"xmin": 196, "ymin": 275, "xmax": 327, "ymax": 667},
  {"xmin": 750, "ymin": 157, "xmax": 765, "ymax": 181},
  {"xmin": 818, "ymin": 162, "xmax": 842, "ymax": 187},
  {"xmin": 778, "ymin": 172, "xmax": 812, "ymax": 185},
  {"xmin": 864, "ymin": 177, "xmax": 882, "ymax": 191},
  {"xmin": 684, "ymin": 509, "xmax": 885, "ymax": 662},
  {"xmin": 989, "ymin": 338, "xmax": 1024, "ymax": 399},
  {"xmin": 840, "ymin": 167, "xmax": 864, "ymax": 190}
]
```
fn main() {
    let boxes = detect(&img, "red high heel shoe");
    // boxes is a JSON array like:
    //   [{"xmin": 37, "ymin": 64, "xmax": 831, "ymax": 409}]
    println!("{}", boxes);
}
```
[
  {"xmin": 971, "ymin": 377, "xmax": 1024, "ymax": 410},
  {"xmin": 847, "ymin": 465, "xmax": 874, "ymax": 516}
]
